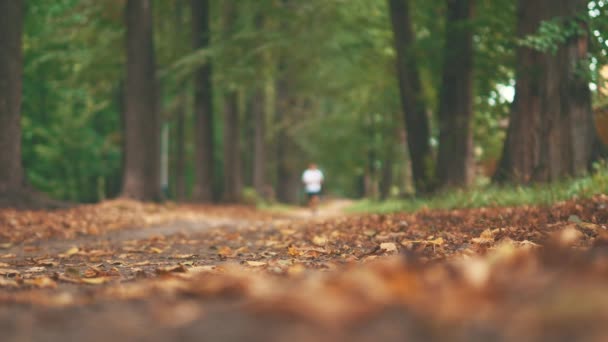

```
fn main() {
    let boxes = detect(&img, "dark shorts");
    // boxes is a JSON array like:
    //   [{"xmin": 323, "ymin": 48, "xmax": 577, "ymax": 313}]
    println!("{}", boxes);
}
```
[{"xmin": 306, "ymin": 191, "xmax": 321, "ymax": 199}]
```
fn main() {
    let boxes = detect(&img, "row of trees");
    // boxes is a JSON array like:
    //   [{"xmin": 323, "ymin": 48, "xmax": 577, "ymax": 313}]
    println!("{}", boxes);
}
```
[
  {"xmin": 390, "ymin": 0, "xmax": 603, "ymax": 193},
  {"xmin": 1, "ymin": 0, "xmax": 607, "ymax": 206}
]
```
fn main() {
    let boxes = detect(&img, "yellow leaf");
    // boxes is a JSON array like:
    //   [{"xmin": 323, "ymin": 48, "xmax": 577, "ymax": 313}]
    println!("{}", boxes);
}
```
[
  {"xmin": 217, "ymin": 246, "xmax": 233, "ymax": 257},
  {"xmin": 24, "ymin": 277, "xmax": 57, "ymax": 289},
  {"xmin": 62, "ymin": 246, "xmax": 79, "ymax": 257},
  {"xmin": 149, "ymin": 247, "xmax": 164, "ymax": 254},
  {"xmin": 288, "ymin": 246, "xmax": 301, "ymax": 257},
  {"xmin": 428, "ymin": 237, "xmax": 444, "ymax": 246},
  {"xmin": 80, "ymin": 277, "xmax": 112, "ymax": 285},
  {"xmin": 312, "ymin": 236, "xmax": 327, "ymax": 246}
]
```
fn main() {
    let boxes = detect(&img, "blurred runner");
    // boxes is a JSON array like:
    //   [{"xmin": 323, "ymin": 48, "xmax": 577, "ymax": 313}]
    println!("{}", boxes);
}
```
[{"xmin": 302, "ymin": 163, "xmax": 324, "ymax": 215}]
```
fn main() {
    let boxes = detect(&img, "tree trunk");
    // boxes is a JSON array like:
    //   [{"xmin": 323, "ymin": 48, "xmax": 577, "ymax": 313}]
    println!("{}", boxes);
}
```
[
  {"xmin": 252, "ymin": 87, "xmax": 266, "ymax": 195},
  {"xmin": 275, "ymin": 63, "xmax": 301, "ymax": 204},
  {"xmin": 0, "ymin": 0, "xmax": 24, "ymax": 195},
  {"xmin": 174, "ymin": 93, "xmax": 186, "ymax": 200},
  {"xmin": 380, "ymin": 147, "xmax": 395, "ymax": 200},
  {"xmin": 191, "ymin": 0, "xmax": 214, "ymax": 201},
  {"xmin": 436, "ymin": 0, "xmax": 475, "ymax": 188},
  {"xmin": 252, "ymin": 13, "xmax": 267, "ymax": 196},
  {"xmin": 222, "ymin": 91, "xmax": 243, "ymax": 202},
  {"xmin": 121, "ymin": 0, "xmax": 161, "ymax": 201},
  {"xmin": 220, "ymin": 2, "xmax": 243, "ymax": 203},
  {"xmin": 388, "ymin": 0, "xmax": 434, "ymax": 194},
  {"xmin": 494, "ymin": 0, "xmax": 598, "ymax": 183}
]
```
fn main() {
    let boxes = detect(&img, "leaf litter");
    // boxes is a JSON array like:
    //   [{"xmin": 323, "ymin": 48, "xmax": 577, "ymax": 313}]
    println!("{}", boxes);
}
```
[{"xmin": 1, "ymin": 196, "xmax": 608, "ymax": 340}]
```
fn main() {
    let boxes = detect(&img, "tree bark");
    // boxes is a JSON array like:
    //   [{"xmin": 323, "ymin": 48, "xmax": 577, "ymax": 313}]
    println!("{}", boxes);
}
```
[
  {"xmin": 174, "ymin": 93, "xmax": 187, "ymax": 201},
  {"xmin": 222, "ymin": 91, "xmax": 243, "ymax": 202},
  {"xmin": 436, "ymin": 0, "xmax": 475, "ymax": 188},
  {"xmin": 121, "ymin": 0, "xmax": 161, "ymax": 201},
  {"xmin": 388, "ymin": 0, "xmax": 434, "ymax": 194},
  {"xmin": 275, "ymin": 63, "xmax": 301, "ymax": 204},
  {"xmin": 494, "ymin": 0, "xmax": 598, "ymax": 183},
  {"xmin": 220, "ymin": 2, "xmax": 243, "ymax": 203},
  {"xmin": 252, "ymin": 86, "xmax": 266, "ymax": 194},
  {"xmin": 252, "ymin": 13, "xmax": 267, "ymax": 196},
  {"xmin": 191, "ymin": 0, "xmax": 214, "ymax": 202},
  {"xmin": 0, "ymin": 0, "xmax": 24, "ymax": 195}
]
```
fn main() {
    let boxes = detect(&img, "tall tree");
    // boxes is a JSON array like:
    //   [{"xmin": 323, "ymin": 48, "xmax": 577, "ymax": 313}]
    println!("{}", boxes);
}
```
[
  {"xmin": 494, "ymin": 0, "xmax": 599, "ymax": 183},
  {"xmin": 121, "ymin": 0, "xmax": 161, "ymax": 200},
  {"xmin": 172, "ymin": 0, "xmax": 187, "ymax": 201},
  {"xmin": 174, "ymin": 92, "xmax": 187, "ymax": 200},
  {"xmin": 222, "ymin": 2, "xmax": 243, "ymax": 202},
  {"xmin": 275, "ymin": 69, "xmax": 300, "ymax": 204},
  {"xmin": 252, "ymin": 14, "xmax": 267, "ymax": 196},
  {"xmin": 388, "ymin": 0, "xmax": 434, "ymax": 193},
  {"xmin": 0, "ymin": 0, "xmax": 24, "ymax": 198},
  {"xmin": 191, "ymin": 0, "xmax": 215, "ymax": 202},
  {"xmin": 436, "ymin": 0, "xmax": 475, "ymax": 188}
]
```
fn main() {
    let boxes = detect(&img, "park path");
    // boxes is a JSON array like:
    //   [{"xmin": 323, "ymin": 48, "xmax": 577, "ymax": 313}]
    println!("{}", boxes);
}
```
[{"xmin": 3, "ymin": 199, "xmax": 354, "ymax": 262}]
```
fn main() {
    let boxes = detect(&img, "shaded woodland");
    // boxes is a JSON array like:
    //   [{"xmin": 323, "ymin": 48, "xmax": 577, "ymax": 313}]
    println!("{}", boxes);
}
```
[{"xmin": 2, "ymin": 0, "xmax": 608, "ymax": 207}]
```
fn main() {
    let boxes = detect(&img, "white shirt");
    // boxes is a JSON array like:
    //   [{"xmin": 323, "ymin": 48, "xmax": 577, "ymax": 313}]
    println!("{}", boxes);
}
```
[{"xmin": 302, "ymin": 169, "xmax": 324, "ymax": 193}]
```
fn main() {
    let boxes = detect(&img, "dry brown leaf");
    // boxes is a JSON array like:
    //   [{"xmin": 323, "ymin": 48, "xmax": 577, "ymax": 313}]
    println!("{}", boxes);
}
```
[
  {"xmin": 246, "ymin": 261, "xmax": 267, "ymax": 267},
  {"xmin": 24, "ymin": 276, "xmax": 57, "ymax": 289},
  {"xmin": 0, "ymin": 278, "xmax": 19, "ymax": 287},
  {"xmin": 380, "ymin": 242, "xmax": 398, "ymax": 253},
  {"xmin": 0, "ymin": 268, "xmax": 20, "ymax": 276},
  {"xmin": 156, "ymin": 264, "xmax": 188, "ymax": 274},
  {"xmin": 36, "ymin": 259, "xmax": 59, "ymax": 267}
]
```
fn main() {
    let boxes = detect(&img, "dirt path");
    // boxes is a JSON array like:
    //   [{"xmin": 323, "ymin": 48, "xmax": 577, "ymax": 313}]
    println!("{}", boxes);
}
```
[{"xmin": 2, "ymin": 196, "xmax": 608, "ymax": 341}]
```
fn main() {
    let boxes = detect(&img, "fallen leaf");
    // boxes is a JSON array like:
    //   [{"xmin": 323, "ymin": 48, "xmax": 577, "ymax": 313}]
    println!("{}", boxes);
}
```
[
  {"xmin": 246, "ymin": 261, "xmax": 267, "ymax": 267},
  {"xmin": 156, "ymin": 264, "xmax": 187, "ymax": 274},
  {"xmin": 380, "ymin": 242, "xmax": 398, "ymax": 253},
  {"xmin": 36, "ymin": 259, "xmax": 59, "ymax": 267},
  {"xmin": 0, "ymin": 268, "xmax": 20, "ymax": 276},
  {"xmin": 288, "ymin": 246, "xmax": 301, "ymax": 257},
  {"xmin": 312, "ymin": 236, "xmax": 328, "ymax": 246},
  {"xmin": 24, "ymin": 277, "xmax": 57, "ymax": 289},
  {"xmin": 172, "ymin": 254, "xmax": 195, "ymax": 259},
  {"xmin": 80, "ymin": 277, "xmax": 113, "ymax": 285},
  {"xmin": 61, "ymin": 246, "xmax": 80, "ymax": 257}
]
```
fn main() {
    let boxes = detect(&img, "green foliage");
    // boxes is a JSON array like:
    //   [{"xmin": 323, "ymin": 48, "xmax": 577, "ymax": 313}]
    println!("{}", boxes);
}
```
[
  {"xmin": 349, "ymin": 161, "xmax": 608, "ymax": 214},
  {"xmin": 519, "ymin": 16, "xmax": 586, "ymax": 55},
  {"xmin": 19, "ymin": 0, "xmax": 608, "ymax": 203},
  {"xmin": 22, "ymin": 0, "xmax": 123, "ymax": 202}
]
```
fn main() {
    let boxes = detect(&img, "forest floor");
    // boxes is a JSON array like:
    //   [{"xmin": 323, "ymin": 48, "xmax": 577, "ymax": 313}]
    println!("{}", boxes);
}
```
[{"xmin": 1, "ymin": 197, "xmax": 608, "ymax": 341}]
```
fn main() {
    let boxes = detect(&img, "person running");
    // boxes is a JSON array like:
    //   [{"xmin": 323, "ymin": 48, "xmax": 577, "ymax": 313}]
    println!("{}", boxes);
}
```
[{"xmin": 302, "ymin": 163, "xmax": 324, "ymax": 214}]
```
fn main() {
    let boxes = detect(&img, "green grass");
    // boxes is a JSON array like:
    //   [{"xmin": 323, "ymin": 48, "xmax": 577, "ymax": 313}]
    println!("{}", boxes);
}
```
[{"xmin": 348, "ymin": 164, "xmax": 608, "ymax": 214}]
